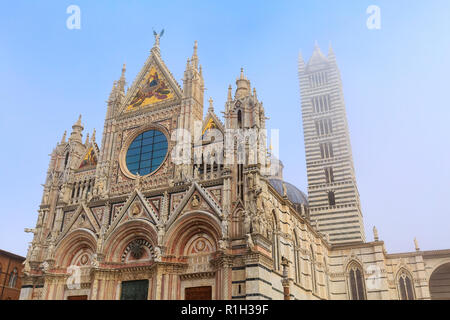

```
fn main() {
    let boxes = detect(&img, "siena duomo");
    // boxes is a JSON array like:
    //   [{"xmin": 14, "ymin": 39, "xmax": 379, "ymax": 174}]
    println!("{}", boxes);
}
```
[{"xmin": 20, "ymin": 36, "xmax": 450, "ymax": 300}]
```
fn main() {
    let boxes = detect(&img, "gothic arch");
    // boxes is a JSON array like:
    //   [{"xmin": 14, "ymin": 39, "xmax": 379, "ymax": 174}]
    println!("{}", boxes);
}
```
[
  {"xmin": 54, "ymin": 229, "xmax": 97, "ymax": 268},
  {"xmin": 346, "ymin": 260, "xmax": 366, "ymax": 300},
  {"xmin": 230, "ymin": 208, "xmax": 244, "ymax": 239},
  {"xmin": 396, "ymin": 268, "xmax": 415, "ymax": 300},
  {"xmin": 103, "ymin": 219, "xmax": 158, "ymax": 263},
  {"xmin": 164, "ymin": 210, "xmax": 221, "ymax": 257}
]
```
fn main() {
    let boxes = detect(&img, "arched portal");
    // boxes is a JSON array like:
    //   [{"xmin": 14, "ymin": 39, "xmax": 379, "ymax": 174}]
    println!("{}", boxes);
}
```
[{"xmin": 429, "ymin": 263, "xmax": 450, "ymax": 300}]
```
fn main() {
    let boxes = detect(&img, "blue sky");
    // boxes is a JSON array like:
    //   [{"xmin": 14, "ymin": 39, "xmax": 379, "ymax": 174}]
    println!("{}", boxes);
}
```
[{"xmin": 0, "ymin": 1, "xmax": 449, "ymax": 256}]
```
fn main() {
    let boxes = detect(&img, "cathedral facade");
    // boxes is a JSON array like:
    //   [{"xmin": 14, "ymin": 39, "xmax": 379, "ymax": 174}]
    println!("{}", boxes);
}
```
[{"xmin": 20, "ymin": 37, "xmax": 450, "ymax": 300}]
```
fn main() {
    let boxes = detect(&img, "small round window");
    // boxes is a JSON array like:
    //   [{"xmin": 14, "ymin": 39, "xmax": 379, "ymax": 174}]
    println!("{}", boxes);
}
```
[{"xmin": 125, "ymin": 130, "xmax": 168, "ymax": 176}]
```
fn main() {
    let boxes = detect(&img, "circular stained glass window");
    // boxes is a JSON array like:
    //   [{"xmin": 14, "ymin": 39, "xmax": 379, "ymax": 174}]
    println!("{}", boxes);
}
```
[{"xmin": 126, "ymin": 130, "xmax": 168, "ymax": 176}]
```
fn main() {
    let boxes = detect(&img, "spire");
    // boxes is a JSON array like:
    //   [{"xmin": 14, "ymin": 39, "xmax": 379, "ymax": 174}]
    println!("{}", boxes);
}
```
[
  {"xmin": 235, "ymin": 68, "xmax": 251, "ymax": 99},
  {"xmin": 186, "ymin": 58, "xmax": 191, "ymax": 71},
  {"xmin": 92, "ymin": 129, "xmax": 96, "ymax": 143},
  {"xmin": 74, "ymin": 115, "xmax": 83, "ymax": 129},
  {"xmin": 208, "ymin": 97, "xmax": 214, "ymax": 113},
  {"xmin": 117, "ymin": 63, "xmax": 127, "ymax": 93},
  {"xmin": 314, "ymin": 40, "xmax": 320, "ymax": 50},
  {"xmin": 327, "ymin": 42, "xmax": 337, "ymax": 64},
  {"xmin": 308, "ymin": 41, "xmax": 328, "ymax": 66},
  {"xmin": 253, "ymin": 87, "xmax": 257, "ymax": 99},
  {"xmin": 328, "ymin": 42, "xmax": 334, "ymax": 56},
  {"xmin": 108, "ymin": 81, "xmax": 117, "ymax": 103},
  {"xmin": 298, "ymin": 50, "xmax": 305, "ymax": 70},
  {"xmin": 192, "ymin": 41, "xmax": 199, "ymax": 70},
  {"xmin": 227, "ymin": 85, "xmax": 232, "ymax": 101},
  {"xmin": 85, "ymin": 133, "xmax": 90, "ymax": 145},
  {"xmin": 69, "ymin": 115, "xmax": 84, "ymax": 143},
  {"xmin": 61, "ymin": 131, "xmax": 67, "ymax": 144}
]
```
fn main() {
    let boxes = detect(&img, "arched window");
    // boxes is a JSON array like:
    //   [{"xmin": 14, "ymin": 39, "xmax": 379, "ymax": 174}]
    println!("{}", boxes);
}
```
[
  {"xmin": 8, "ymin": 268, "xmax": 18, "ymax": 288},
  {"xmin": 64, "ymin": 152, "xmax": 70, "ymax": 168},
  {"xmin": 310, "ymin": 245, "xmax": 318, "ymax": 293},
  {"xmin": 398, "ymin": 270, "xmax": 415, "ymax": 300},
  {"xmin": 237, "ymin": 110, "xmax": 243, "ymax": 129},
  {"xmin": 347, "ymin": 262, "xmax": 366, "ymax": 300}
]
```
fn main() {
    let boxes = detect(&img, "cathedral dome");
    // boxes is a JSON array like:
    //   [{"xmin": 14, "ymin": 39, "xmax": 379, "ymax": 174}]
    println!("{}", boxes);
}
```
[{"xmin": 268, "ymin": 178, "xmax": 308, "ymax": 206}]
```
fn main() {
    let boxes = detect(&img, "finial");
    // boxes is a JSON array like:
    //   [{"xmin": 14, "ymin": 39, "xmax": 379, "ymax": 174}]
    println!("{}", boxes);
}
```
[
  {"xmin": 73, "ymin": 114, "xmax": 83, "ymax": 129},
  {"xmin": 298, "ymin": 50, "xmax": 304, "ymax": 63},
  {"xmin": 208, "ymin": 97, "xmax": 214, "ymax": 112},
  {"xmin": 85, "ymin": 133, "xmax": 90, "ymax": 145},
  {"xmin": 240, "ymin": 67, "xmax": 245, "ymax": 80},
  {"xmin": 117, "ymin": 63, "xmax": 127, "ymax": 93},
  {"xmin": 61, "ymin": 131, "xmax": 67, "ymax": 144},
  {"xmin": 92, "ymin": 129, "xmax": 96, "ymax": 142},
  {"xmin": 199, "ymin": 65, "xmax": 203, "ymax": 77},
  {"xmin": 191, "ymin": 41, "xmax": 199, "ymax": 69},
  {"xmin": 253, "ymin": 87, "xmax": 257, "ymax": 99},
  {"xmin": 373, "ymin": 226, "xmax": 379, "ymax": 241},
  {"xmin": 227, "ymin": 85, "xmax": 232, "ymax": 101},
  {"xmin": 414, "ymin": 238, "xmax": 420, "ymax": 251},
  {"xmin": 314, "ymin": 40, "xmax": 319, "ymax": 49},
  {"xmin": 193, "ymin": 40, "xmax": 198, "ymax": 56},
  {"xmin": 328, "ymin": 42, "xmax": 335, "ymax": 57}
]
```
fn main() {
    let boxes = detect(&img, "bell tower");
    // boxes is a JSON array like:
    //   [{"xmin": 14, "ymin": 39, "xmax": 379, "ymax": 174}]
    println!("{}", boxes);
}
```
[{"xmin": 298, "ymin": 43, "xmax": 365, "ymax": 244}]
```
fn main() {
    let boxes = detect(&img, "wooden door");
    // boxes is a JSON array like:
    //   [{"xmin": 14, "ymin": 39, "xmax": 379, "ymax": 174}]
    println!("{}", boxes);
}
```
[{"xmin": 185, "ymin": 286, "xmax": 212, "ymax": 300}]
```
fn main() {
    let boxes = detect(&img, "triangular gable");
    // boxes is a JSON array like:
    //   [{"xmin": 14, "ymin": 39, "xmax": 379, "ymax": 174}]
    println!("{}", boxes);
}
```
[
  {"xmin": 119, "ymin": 50, "xmax": 182, "ymax": 115},
  {"xmin": 307, "ymin": 46, "xmax": 329, "ymax": 69},
  {"xmin": 166, "ymin": 181, "xmax": 222, "ymax": 229},
  {"xmin": 57, "ymin": 202, "xmax": 101, "ymax": 244},
  {"xmin": 202, "ymin": 111, "xmax": 225, "ymax": 138},
  {"xmin": 105, "ymin": 188, "xmax": 159, "ymax": 239},
  {"xmin": 78, "ymin": 145, "xmax": 98, "ymax": 170}
]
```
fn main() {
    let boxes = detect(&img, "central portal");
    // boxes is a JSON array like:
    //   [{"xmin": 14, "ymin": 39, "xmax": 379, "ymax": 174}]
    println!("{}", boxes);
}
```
[{"xmin": 185, "ymin": 286, "xmax": 212, "ymax": 300}]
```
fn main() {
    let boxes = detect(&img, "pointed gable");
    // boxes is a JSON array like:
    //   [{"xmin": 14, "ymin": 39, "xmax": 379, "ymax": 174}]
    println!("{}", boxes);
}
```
[
  {"xmin": 202, "ymin": 106, "xmax": 225, "ymax": 140},
  {"xmin": 166, "ymin": 181, "xmax": 222, "ymax": 229},
  {"xmin": 119, "ymin": 48, "xmax": 182, "ymax": 115},
  {"xmin": 307, "ymin": 43, "xmax": 329, "ymax": 69},
  {"xmin": 78, "ymin": 146, "xmax": 98, "ymax": 170},
  {"xmin": 56, "ymin": 203, "xmax": 101, "ymax": 245},
  {"xmin": 105, "ymin": 189, "xmax": 159, "ymax": 240}
]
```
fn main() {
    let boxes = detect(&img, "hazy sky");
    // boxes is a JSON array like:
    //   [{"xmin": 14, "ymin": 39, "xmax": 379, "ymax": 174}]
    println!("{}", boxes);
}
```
[{"xmin": 1, "ymin": 1, "xmax": 449, "ymax": 256}]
